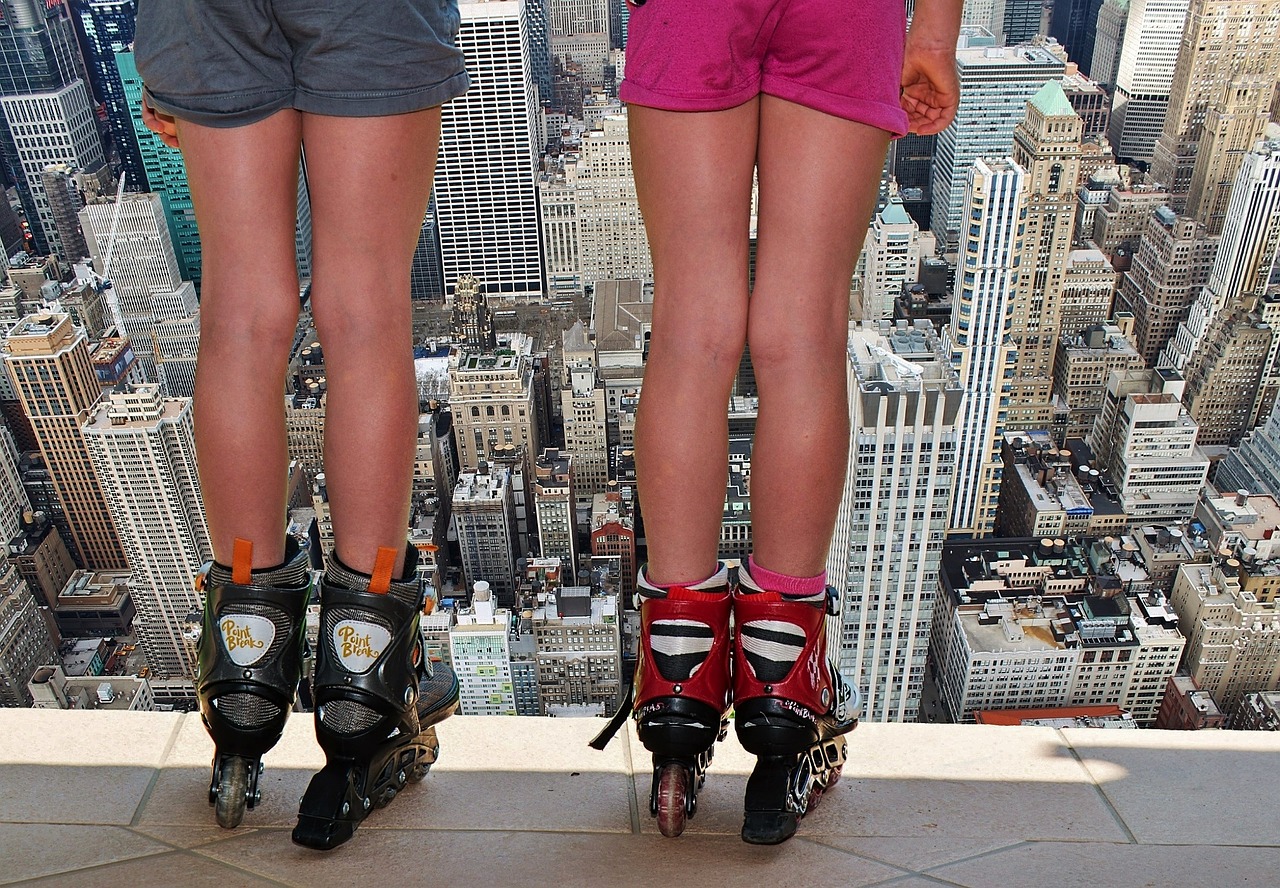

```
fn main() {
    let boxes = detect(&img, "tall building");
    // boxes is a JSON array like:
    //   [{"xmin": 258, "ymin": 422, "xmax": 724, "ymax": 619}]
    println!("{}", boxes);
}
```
[
  {"xmin": 539, "ymin": 156, "xmax": 580, "ymax": 297},
  {"xmin": 1114, "ymin": 206, "xmax": 1218, "ymax": 364},
  {"xmin": 83, "ymin": 385, "xmax": 209, "ymax": 681},
  {"xmin": 113, "ymin": 51, "xmax": 200, "ymax": 286},
  {"xmin": 450, "ymin": 275, "xmax": 497, "ymax": 351},
  {"xmin": 930, "ymin": 38, "xmax": 1063, "ymax": 249},
  {"xmin": 575, "ymin": 114, "xmax": 649, "ymax": 287},
  {"xmin": 1054, "ymin": 322, "xmax": 1146, "ymax": 440},
  {"xmin": 531, "ymin": 584, "xmax": 620, "ymax": 715},
  {"xmin": 860, "ymin": 193, "xmax": 924, "ymax": 321},
  {"xmin": 453, "ymin": 465, "xmax": 518, "ymax": 604},
  {"xmin": 1091, "ymin": 184, "xmax": 1171, "ymax": 260},
  {"xmin": 1057, "ymin": 249, "xmax": 1119, "ymax": 337},
  {"xmin": 437, "ymin": 0, "xmax": 544, "ymax": 300},
  {"xmin": 4, "ymin": 313, "xmax": 125, "ymax": 569},
  {"xmin": 40, "ymin": 162, "xmax": 110, "ymax": 262},
  {"xmin": 1049, "ymin": 0, "xmax": 1107, "ymax": 71},
  {"xmin": 449, "ymin": 332, "xmax": 539, "ymax": 471},
  {"xmin": 1171, "ymin": 559, "xmax": 1280, "ymax": 715},
  {"xmin": 152, "ymin": 313, "xmax": 199, "ymax": 399},
  {"xmin": 1089, "ymin": 0, "xmax": 1130, "ymax": 90},
  {"xmin": 1161, "ymin": 138, "xmax": 1280, "ymax": 374},
  {"xmin": 69, "ymin": 0, "xmax": 145, "ymax": 192},
  {"xmin": 533, "ymin": 448, "xmax": 576, "ymax": 584},
  {"xmin": 449, "ymin": 584, "xmax": 518, "ymax": 715},
  {"xmin": 827, "ymin": 321, "xmax": 962, "ymax": 722},
  {"xmin": 1150, "ymin": 0, "xmax": 1280, "ymax": 231},
  {"xmin": 590, "ymin": 489, "xmax": 634, "ymax": 600},
  {"xmin": 1218, "ymin": 391, "xmax": 1280, "ymax": 495},
  {"xmin": 560, "ymin": 320, "xmax": 607, "ymax": 509},
  {"xmin": 1005, "ymin": 82, "xmax": 1084, "ymax": 431},
  {"xmin": 0, "ymin": 422, "xmax": 30, "ymax": 548},
  {"xmin": 79, "ymin": 192, "xmax": 198, "ymax": 380},
  {"xmin": 0, "ymin": 0, "xmax": 105, "ymax": 257},
  {"xmin": 1179, "ymin": 297, "xmax": 1273, "ymax": 446},
  {"xmin": 1088, "ymin": 368, "xmax": 1210, "ymax": 524},
  {"xmin": 1107, "ymin": 0, "xmax": 1190, "ymax": 163},
  {"xmin": 945, "ymin": 158, "xmax": 1026, "ymax": 537},
  {"xmin": 0, "ymin": 561, "xmax": 57, "ymax": 707}
]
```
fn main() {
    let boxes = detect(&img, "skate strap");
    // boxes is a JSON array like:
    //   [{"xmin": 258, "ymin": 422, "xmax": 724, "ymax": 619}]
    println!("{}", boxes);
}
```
[
  {"xmin": 368, "ymin": 546, "xmax": 399, "ymax": 594},
  {"xmin": 667, "ymin": 586, "xmax": 728, "ymax": 602},
  {"xmin": 231, "ymin": 538, "xmax": 253, "ymax": 585},
  {"xmin": 588, "ymin": 681, "xmax": 633, "ymax": 750}
]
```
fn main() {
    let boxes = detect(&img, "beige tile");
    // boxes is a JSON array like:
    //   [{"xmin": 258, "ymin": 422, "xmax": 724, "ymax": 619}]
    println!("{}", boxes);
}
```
[
  {"xmin": 196, "ymin": 828, "xmax": 906, "ymax": 888},
  {"xmin": 368, "ymin": 715, "xmax": 635, "ymax": 833},
  {"xmin": 929, "ymin": 841, "xmax": 1280, "ymax": 888},
  {"xmin": 17, "ymin": 850, "xmax": 282, "ymax": 888},
  {"xmin": 0, "ymin": 824, "xmax": 170, "ymax": 884},
  {"xmin": 807, "ymin": 836, "xmax": 1028, "ymax": 873},
  {"xmin": 137, "ymin": 713, "xmax": 322, "ymax": 829},
  {"xmin": 634, "ymin": 722, "xmax": 1128, "ymax": 843},
  {"xmin": 128, "ymin": 824, "xmax": 264, "ymax": 850},
  {"xmin": 0, "ymin": 710, "xmax": 181, "ymax": 825},
  {"xmin": 1062, "ymin": 728, "xmax": 1280, "ymax": 846}
]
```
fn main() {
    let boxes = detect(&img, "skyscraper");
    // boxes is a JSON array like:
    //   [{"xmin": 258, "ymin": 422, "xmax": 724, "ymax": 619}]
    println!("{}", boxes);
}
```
[
  {"xmin": 79, "ymin": 192, "xmax": 198, "ymax": 380},
  {"xmin": 4, "ymin": 312, "xmax": 125, "ymax": 569},
  {"xmin": 1107, "ymin": 0, "xmax": 1190, "ymax": 163},
  {"xmin": 115, "ymin": 51, "xmax": 200, "ymax": 286},
  {"xmin": 575, "ymin": 114, "xmax": 650, "ymax": 288},
  {"xmin": 861, "ymin": 193, "xmax": 924, "ymax": 321},
  {"xmin": 1149, "ymin": 0, "xmax": 1280, "ymax": 234},
  {"xmin": 930, "ymin": 38, "xmax": 1062, "ymax": 249},
  {"xmin": 560, "ymin": 320, "xmax": 607, "ymax": 509},
  {"xmin": 533, "ymin": 448, "xmax": 576, "ymax": 584},
  {"xmin": 946, "ymin": 158, "xmax": 1026, "ymax": 537},
  {"xmin": 436, "ymin": 0, "xmax": 544, "ymax": 300},
  {"xmin": 83, "ymin": 384, "xmax": 209, "ymax": 681},
  {"xmin": 69, "ymin": 0, "xmax": 145, "ymax": 192},
  {"xmin": 828, "ymin": 321, "xmax": 962, "ymax": 722},
  {"xmin": 1005, "ymin": 82, "xmax": 1084, "ymax": 431},
  {"xmin": 0, "ymin": 0, "xmax": 105, "ymax": 257}
]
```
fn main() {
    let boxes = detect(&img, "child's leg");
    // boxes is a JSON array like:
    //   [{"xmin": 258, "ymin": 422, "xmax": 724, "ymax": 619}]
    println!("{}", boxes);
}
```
[
  {"xmin": 178, "ymin": 112, "xmax": 312, "ymax": 828},
  {"xmin": 180, "ymin": 112, "xmax": 305, "ymax": 570},
  {"xmin": 299, "ymin": 109, "xmax": 442, "ymax": 579},
  {"xmin": 748, "ymin": 95, "xmax": 891, "ymax": 576},
  {"xmin": 629, "ymin": 102, "xmax": 758, "ymax": 586},
  {"xmin": 733, "ymin": 95, "xmax": 889, "ymax": 845},
  {"xmin": 292, "ymin": 109, "xmax": 460, "ymax": 851}
]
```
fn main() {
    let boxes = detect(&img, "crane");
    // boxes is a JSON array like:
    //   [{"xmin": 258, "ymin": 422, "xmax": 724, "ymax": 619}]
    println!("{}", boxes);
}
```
[{"xmin": 85, "ymin": 172, "xmax": 128, "ymax": 334}]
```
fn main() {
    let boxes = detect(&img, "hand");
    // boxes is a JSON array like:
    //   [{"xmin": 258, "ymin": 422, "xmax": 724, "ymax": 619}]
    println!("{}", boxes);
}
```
[
  {"xmin": 141, "ymin": 93, "xmax": 180, "ymax": 148},
  {"xmin": 900, "ymin": 43, "xmax": 959, "ymax": 136}
]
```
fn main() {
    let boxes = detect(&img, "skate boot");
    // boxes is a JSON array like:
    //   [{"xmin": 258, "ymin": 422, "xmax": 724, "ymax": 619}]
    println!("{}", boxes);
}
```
[
  {"xmin": 292, "ymin": 545, "xmax": 459, "ymax": 851},
  {"xmin": 590, "ymin": 565, "xmax": 732, "ymax": 837},
  {"xmin": 733, "ymin": 569, "xmax": 858, "ymax": 845},
  {"xmin": 197, "ymin": 538, "xmax": 312, "ymax": 829}
]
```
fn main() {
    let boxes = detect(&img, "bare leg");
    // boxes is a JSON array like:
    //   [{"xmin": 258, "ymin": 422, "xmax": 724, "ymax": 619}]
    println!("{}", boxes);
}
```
[
  {"xmin": 629, "ymin": 102, "xmax": 758, "ymax": 586},
  {"xmin": 180, "ymin": 112, "xmax": 303, "ymax": 568},
  {"xmin": 301, "ymin": 109, "xmax": 442, "ymax": 577},
  {"xmin": 748, "ymin": 95, "xmax": 890, "ymax": 576}
]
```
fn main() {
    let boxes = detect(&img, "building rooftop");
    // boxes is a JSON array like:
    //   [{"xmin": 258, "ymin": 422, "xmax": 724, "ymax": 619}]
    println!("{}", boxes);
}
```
[{"xmin": 2, "ymin": 710, "xmax": 1275, "ymax": 886}]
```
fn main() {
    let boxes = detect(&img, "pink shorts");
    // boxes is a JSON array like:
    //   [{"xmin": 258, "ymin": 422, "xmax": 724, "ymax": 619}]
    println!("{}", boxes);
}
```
[{"xmin": 620, "ymin": 0, "xmax": 909, "ymax": 137}]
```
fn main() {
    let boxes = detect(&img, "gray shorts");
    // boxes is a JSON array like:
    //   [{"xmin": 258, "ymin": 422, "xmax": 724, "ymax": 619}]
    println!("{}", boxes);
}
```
[{"xmin": 134, "ymin": 0, "xmax": 468, "ymax": 127}]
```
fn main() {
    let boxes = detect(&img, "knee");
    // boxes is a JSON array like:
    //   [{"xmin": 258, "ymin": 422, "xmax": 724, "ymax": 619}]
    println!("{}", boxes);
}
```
[
  {"xmin": 648, "ymin": 314, "xmax": 745, "ymax": 381},
  {"xmin": 748, "ymin": 319, "xmax": 847, "ymax": 381},
  {"xmin": 201, "ymin": 293, "xmax": 299, "ymax": 357}
]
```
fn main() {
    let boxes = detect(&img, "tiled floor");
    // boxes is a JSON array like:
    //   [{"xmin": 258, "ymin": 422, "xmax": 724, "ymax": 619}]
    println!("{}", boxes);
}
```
[{"xmin": 1, "ymin": 710, "xmax": 1276, "ymax": 887}]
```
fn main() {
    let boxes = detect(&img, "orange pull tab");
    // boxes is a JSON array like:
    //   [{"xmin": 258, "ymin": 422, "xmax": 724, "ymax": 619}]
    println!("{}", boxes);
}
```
[
  {"xmin": 369, "ymin": 546, "xmax": 399, "ymax": 594},
  {"xmin": 231, "ymin": 538, "xmax": 253, "ymax": 585},
  {"xmin": 422, "ymin": 596, "xmax": 436, "ymax": 615}
]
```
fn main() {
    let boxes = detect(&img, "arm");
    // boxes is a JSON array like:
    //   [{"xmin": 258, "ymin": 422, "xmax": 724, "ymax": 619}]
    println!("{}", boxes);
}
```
[{"xmin": 900, "ymin": 0, "xmax": 964, "ymax": 135}]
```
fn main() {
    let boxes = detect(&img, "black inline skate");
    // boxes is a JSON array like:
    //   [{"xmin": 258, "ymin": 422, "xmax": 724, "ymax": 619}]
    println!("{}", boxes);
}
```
[
  {"xmin": 591, "ymin": 565, "xmax": 732, "ymax": 837},
  {"xmin": 733, "ymin": 575, "xmax": 858, "ymax": 845},
  {"xmin": 197, "ymin": 537, "xmax": 312, "ymax": 829},
  {"xmin": 292, "ymin": 545, "xmax": 458, "ymax": 851}
]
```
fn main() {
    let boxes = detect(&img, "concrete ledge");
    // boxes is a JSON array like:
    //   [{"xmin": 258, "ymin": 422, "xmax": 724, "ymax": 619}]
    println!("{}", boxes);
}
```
[{"xmin": 0, "ymin": 711, "xmax": 1276, "ymax": 886}]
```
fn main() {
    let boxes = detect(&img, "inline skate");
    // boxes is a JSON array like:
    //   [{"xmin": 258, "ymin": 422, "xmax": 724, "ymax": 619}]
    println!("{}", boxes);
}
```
[
  {"xmin": 591, "ymin": 565, "xmax": 732, "ymax": 837},
  {"xmin": 197, "ymin": 538, "xmax": 312, "ymax": 829},
  {"xmin": 292, "ymin": 545, "xmax": 458, "ymax": 850},
  {"xmin": 733, "ymin": 576, "xmax": 857, "ymax": 845}
]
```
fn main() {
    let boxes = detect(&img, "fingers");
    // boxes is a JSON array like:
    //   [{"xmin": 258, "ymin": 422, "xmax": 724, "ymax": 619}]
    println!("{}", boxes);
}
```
[{"xmin": 141, "ymin": 95, "xmax": 180, "ymax": 148}]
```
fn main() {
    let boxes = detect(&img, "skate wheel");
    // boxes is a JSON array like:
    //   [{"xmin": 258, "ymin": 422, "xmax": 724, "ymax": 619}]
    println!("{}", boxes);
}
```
[
  {"xmin": 214, "ymin": 756, "xmax": 250, "ymax": 829},
  {"xmin": 406, "ymin": 763, "xmax": 429, "ymax": 783},
  {"xmin": 827, "ymin": 763, "xmax": 843, "ymax": 790},
  {"xmin": 376, "ymin": 786, "xmax": 397, "ymax": 808},
  {"xmin": 656, "ymin": 763, "xmax": 689, "ymax": 838}
]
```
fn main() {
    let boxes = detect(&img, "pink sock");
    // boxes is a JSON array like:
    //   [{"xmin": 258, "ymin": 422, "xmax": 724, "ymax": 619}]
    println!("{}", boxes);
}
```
[{"xmin": 746, "ymin": 555, "xmax": 827, "ymax": 599}]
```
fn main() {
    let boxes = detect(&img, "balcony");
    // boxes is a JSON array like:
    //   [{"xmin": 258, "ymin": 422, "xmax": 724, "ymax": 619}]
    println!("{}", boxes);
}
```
[{"xmin": 1, "ymin": 710, "xmax": 1277, "ymax": 886}]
